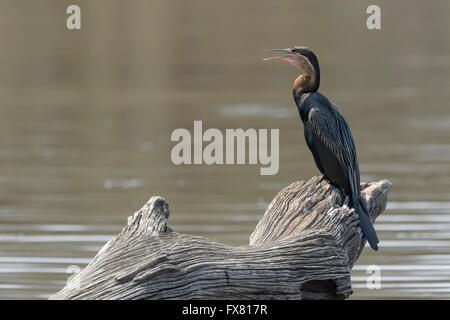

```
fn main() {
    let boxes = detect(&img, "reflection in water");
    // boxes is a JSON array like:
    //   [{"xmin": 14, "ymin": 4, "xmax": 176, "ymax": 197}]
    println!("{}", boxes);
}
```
[{"xmin": 0, "ymin": 0, "xmax": 450, "ymax": 299}]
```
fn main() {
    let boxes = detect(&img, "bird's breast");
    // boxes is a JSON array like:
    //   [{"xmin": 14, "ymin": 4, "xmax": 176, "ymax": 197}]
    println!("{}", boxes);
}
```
[{"xmin": 293, "ymin": 91, "xmax": 313, "ymax": 123}]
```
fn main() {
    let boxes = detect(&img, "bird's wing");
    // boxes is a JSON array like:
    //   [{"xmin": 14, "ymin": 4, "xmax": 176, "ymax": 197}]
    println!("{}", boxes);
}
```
[{"xmin": 308, "ymin": 105, "xmax": 360, "ymax": 186}]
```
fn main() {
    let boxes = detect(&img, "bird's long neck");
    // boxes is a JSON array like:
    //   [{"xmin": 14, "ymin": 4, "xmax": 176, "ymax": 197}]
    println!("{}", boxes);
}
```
[
  {"xmin": 292, "ymin": 57, "xmax": 320, "ymax": 122},
  {"xmin": 293, "ymin": 56, "xmax": 320, "ymax": 94},
  {"xmin": 293, "ymin": 68, "xmax": 320, "ymax": 94}
]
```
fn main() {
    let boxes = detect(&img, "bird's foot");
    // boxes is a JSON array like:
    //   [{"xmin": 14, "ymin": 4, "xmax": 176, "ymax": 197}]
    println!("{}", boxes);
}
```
[
  {"xmin": 338, "ymin": 187, "xmax": 350, "ymax": 206},
  {"xmin": 343, "ymin": 195, "xmax": 350, "ymax": 208}
]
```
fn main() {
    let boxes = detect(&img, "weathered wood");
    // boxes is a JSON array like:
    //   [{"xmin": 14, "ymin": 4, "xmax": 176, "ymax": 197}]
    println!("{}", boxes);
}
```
[{"xmin": 50, "ymin": 176, "xmax": 391, "ymax": 300}]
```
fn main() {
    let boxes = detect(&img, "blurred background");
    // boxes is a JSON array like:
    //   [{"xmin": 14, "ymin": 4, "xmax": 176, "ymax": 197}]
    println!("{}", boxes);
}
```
[{"xmin": 0, "ymin": 0, "xmax": 449, "ymax": 299}]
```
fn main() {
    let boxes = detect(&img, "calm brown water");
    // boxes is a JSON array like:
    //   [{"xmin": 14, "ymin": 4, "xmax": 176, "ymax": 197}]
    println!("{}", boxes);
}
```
[{"xmin": 0, "ymin": 0, "xmax": 450, "ymax": 299}]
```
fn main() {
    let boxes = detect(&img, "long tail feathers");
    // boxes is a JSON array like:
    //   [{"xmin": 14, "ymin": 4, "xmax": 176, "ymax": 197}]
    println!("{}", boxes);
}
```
[{"xmin": 354, "ymin": 200, "xmax": 379, "ymax": 250}]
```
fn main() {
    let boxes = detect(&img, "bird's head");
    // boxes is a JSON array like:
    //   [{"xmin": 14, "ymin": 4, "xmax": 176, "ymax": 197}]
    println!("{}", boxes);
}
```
[
  {"xmin": 263, "ymin": 46, "xmax": 320, "ymax": 93},
  {"xmin": 263, "ymin": 47, "xmax": 317, "ymax": 75}
]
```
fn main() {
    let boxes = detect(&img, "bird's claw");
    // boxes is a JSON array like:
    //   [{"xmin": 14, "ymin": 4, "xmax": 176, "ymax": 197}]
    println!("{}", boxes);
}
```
[{"xmin": 343, "ymin": 196, "xmax": 350, "ymax": 208}]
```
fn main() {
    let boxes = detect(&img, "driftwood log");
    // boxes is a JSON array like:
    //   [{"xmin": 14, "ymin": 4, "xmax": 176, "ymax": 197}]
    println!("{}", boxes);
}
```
[{"xmin": 50, "ymin": 176, "xmax": 391, "ymax": 300}]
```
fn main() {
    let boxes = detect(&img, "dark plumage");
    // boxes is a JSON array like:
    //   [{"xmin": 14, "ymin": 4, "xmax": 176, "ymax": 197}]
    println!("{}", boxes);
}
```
[{"xmin": 264, "ymin": 47, "xmax": 379, "ymax": 250}]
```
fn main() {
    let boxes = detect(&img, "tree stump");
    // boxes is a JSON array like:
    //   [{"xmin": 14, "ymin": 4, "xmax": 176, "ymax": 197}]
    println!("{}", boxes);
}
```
[{"xmin": 50, "ymin": 176, "xmax": 391, "ymax": 300}]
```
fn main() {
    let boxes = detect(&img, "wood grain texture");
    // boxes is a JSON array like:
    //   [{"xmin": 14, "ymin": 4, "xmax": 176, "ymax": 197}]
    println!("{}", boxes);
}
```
[{"xmin": 50, "ymin": 176, "xmax": 391, "ymax": 300}]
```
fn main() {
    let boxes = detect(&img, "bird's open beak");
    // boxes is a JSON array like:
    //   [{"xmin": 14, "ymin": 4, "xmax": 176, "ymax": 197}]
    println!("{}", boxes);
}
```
[{"xmin": 262, "ymin": 48, "xmax": 298, "ymax": 65}]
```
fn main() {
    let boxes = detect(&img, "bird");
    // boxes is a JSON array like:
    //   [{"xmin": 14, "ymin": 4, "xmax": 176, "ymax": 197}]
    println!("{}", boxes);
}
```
[{"xmin": 263, "ymin": 46, "xmax": 379, "ymax": 250}]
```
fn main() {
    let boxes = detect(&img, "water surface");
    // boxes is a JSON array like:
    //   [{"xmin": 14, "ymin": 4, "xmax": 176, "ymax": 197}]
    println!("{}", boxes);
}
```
[{"xmin": 0, "ymin": 0, "xmax": 450, "ymax": 299}]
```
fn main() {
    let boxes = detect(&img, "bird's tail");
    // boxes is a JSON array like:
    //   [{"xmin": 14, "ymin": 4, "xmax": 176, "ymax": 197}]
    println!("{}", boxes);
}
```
[{"xmin": 353, "ymin": 199, "xmax": 379, "ymax": 250}]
